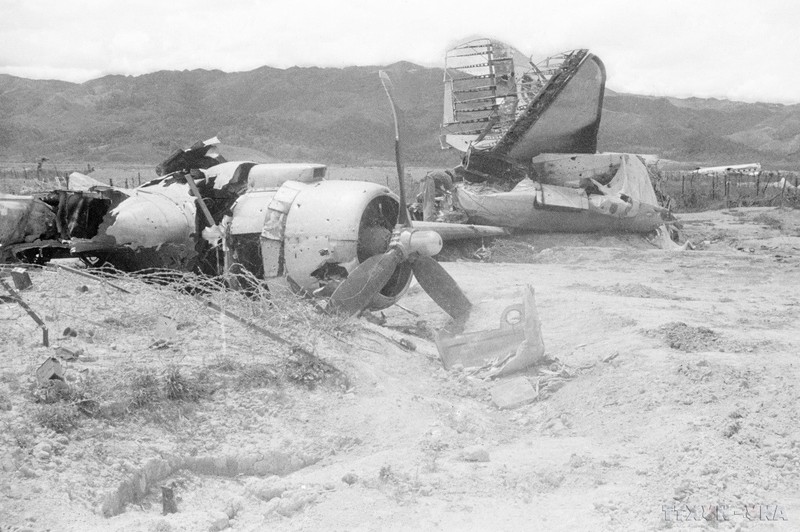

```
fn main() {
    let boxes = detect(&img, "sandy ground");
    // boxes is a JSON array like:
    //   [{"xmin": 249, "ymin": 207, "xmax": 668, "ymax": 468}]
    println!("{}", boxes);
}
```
[{"xmin": 1, "ymin": 206, "xmax": 800, "ymax": 531}]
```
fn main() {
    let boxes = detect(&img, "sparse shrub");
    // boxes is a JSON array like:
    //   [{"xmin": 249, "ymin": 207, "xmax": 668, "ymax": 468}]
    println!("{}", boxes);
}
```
[
  {"xmin": 283, "ymin": 348, "xmax": 349, "ymax": 390},
  {"xmin": 236, "ymin": 363, "xmax": 280, "ymax": 388},
  {"xmin": 209, "ymin": 357, "xmax": 242, "ymax": 373},
  {"xmin": 753, "ymin": 212, "xmax": 783, "ymax": 230},
  {"xmin": 164, "ymin": 366, "xmax": 197, "ymax": 401},
  {"xmin": 379, "ymin": 465, "xmax": 394, "ymax": 482},
  {"xmin": 35, "ymin": 403, "xmax": 79, "ymax": 433},
  {"xmin": 0, "ymin": 390, "xmax": 12, "ymax": 412},
  {"xmin": 419, "ymin": 439, "xmax": 448, "ymax": 472},
  {"xmin": 129, "ymin": 369, "xmax": 160, "ymax": 408}
]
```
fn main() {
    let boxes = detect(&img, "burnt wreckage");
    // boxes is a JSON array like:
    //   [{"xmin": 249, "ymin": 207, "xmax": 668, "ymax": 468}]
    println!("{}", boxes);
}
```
[
  {"xmin": 0, "ymin": 136, "xmax": 481, "ymax": 320},
  {"xmin": 413, "ymin": 38, "xmax": 674, "ymax": 233},
  {"xmin": 1, "ymin": 38, "xmax": 676, "ymax": 320}
]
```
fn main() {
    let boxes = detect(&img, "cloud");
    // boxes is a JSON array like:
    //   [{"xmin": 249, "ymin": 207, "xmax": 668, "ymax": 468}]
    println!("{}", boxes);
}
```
[{"xmin": 0, "ymin": 0, "xmax": 798, "ymax": 102}]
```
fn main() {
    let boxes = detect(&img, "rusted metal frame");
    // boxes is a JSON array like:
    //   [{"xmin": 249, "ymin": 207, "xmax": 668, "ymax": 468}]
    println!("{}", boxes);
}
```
[
  {"xmin": 447, "ymin": 50, "xmax": 494, "ymax": 58},
  {"xmin": 443, "ymin": 116, "xmax": 493, "ymax": 126},
  {"xmin": 452, "ymin": 85, "xmax": 497, "ymax": 94},
  {"xmin": 0, "ymin": 278, "xmax": 49, "ymax": 346},
  {"xmin": 453, "ymin": 95, "xmax": 503, "ymax": 105},
  {"xmin": 181, "ymin": 172, "xmax": 237, "ymax": 285},
  {"xmin": 453, "ymin": 61, "xmax": 492, "ymax": 69},
  {"xmin": 455, "ymin": 104, "xmax": 500, "ymax": 114},
  {"xmin": 450, "ymin": 74, "xmax": 495, "ymax": 81}
]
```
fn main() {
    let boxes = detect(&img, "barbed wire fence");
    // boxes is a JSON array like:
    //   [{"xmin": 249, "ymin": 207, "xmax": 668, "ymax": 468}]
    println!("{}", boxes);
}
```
[
  {"xmin": 652, "ymin": 169, "xmax": 800, "ymax": 212},
  {"xmin": 0, "ymin": 164, "xmax": 146, "ymax": 194}
]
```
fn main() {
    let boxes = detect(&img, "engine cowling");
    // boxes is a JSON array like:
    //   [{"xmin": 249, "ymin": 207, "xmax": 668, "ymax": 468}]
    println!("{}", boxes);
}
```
[{"xmin": 227, "ymin": 170, "xmax": 413, "ymax": 311}]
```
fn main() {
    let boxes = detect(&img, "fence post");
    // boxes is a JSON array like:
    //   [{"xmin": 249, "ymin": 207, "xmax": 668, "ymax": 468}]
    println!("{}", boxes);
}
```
[
  {"xmin": 725, "ymin": 174, "xmax": 729, "ymax": 207},
  {"xmin": 711, "ymin": 174, "xmax": 716, "ymax": 200},
  {"xmin": 110, "ymin": 178, "xmax": 114, "ymax": 187},
  {"xmin": 780, "ymin": 178, "xmax": 787, "ymax": 209},
  {"xmin": 755, "ymin": 172, "xmax": 760, "ymax": 197},
  {"xmin": 681, "ymin": 174, "xmax": 685, "ymax": 203}
]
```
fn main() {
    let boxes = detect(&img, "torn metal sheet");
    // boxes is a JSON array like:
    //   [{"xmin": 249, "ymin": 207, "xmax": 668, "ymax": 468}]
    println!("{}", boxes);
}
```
[
  {"xmin": 0, "ymin": 194, "xmax": 56, "ymax": 259},
  {"xmin": 36, "ymin": 357, "xmax": 64, "ymax": 386},
  {"xmin": 452, "ymin": 154, "xmax": 671, "ymax": 233},
  {"xmin": 67, "ymin": 172, "xmax": 108, "ymax": 191},
  {"xmin": 435, "ymin": 285, "xmax": 544, "ymax": 375}
]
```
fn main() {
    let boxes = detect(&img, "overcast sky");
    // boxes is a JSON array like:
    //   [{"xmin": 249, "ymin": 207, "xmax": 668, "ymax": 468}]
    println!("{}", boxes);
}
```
[{"xmin": 1, "ymin": 0, "xmax": 798, "ymax": 104}]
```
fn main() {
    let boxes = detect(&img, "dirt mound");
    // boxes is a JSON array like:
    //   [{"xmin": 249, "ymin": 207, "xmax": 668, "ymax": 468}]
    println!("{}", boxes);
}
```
[
  {"xmin": 568, "ymin": 282, "xmax": 690, "ymax": 300},
  {"xmin": 643, "ymin": 320, "xmax": 770, "ymax": 354},
  {"xmin": 647, "ymin": 322, "xmax": 720, "ymax": 351}
]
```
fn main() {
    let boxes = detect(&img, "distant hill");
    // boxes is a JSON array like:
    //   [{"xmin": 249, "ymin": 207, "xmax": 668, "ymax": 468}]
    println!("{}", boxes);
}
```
[{"xmin": 1, "ymin": 64, "xmax": 799, "ymax": 169}]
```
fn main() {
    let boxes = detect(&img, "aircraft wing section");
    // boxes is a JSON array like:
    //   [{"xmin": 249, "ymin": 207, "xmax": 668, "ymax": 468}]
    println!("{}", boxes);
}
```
[{"xmin": 412, "ymin": 220, "xmax": 508, "ymax": 241}]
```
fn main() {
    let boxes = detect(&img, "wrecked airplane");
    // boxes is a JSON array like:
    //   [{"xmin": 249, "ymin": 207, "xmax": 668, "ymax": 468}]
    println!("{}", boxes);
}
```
[
  {"xmin": 0, "ymin": 137, "xmax": 479, "ymax": 319},
  {"xmin": 412, "ymin": 38, "xmax": 675, "ymax": 233}
]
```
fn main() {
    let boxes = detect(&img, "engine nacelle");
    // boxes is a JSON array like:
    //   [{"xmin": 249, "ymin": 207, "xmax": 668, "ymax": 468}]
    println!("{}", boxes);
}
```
[{"xmin": 228, "ymin": 175, "xmax": 413, "ymax": 311}]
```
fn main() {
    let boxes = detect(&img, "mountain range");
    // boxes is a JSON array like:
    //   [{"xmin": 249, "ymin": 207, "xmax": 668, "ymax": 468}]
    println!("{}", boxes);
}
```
[{"xmin": 1, "ymin": 62, "xmax": 799, "ymax": 169}]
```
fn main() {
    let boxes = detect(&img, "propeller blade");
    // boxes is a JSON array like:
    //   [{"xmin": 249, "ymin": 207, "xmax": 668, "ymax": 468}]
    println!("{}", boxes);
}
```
[
  {"xmin": 379, "ymin": 70, "xmax": 411, "ymax": 228},
  {"xmin": 410, "ymin": 255, "xmax": 471, "ymax": 320},
  {"xmin": 328, "ymin": 249, "xmax": 404, "ymax": 316}
]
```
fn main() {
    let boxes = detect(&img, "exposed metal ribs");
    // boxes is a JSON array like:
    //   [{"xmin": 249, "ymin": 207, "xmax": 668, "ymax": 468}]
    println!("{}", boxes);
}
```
[
  {"xmin": 492, "ymin": 49, "xmax": 589, "ymax": 156},
  {"xmin": 453, "ymin": 85, "xmax": 497, "ymax": 94},
  {"xmin": 450, "ymin": 74, "xmax": 494, "ymax": 81}
]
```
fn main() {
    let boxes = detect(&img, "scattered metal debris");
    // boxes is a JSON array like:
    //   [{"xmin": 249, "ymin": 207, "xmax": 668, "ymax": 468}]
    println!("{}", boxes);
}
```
[
  {"xmin": 436, "ymin": 305, "xmax": 525, "ymax": 370},
  {"xmin": 3, "ymin": 267, "xmax": 32, "ymax": 290},
  {"xmin": 361, "ymin": 322, "xmax": 417, "ymax": 352},
  {"xmin": 36, "ymin": 357, "xmax": 65, "ymax": 386},
  {"xmin": 0, "ymin": 277, "xmax": 49, "ymax": 346},
  {"xmin": 54, "ymin": 346, "xmax": 83, "ymax": 361},
  {"xmin": 435, "ymin": 285, "xmax": 544, "ymax": 376}
]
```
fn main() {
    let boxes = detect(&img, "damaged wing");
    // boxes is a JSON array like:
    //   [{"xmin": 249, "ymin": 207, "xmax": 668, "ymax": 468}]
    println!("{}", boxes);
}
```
[{"xmin": 454, "ymin": 154, "xmax": 671, "ymax": 233}]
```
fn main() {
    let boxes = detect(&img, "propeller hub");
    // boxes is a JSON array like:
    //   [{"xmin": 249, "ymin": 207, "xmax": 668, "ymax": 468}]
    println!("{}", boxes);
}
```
[{"xmin": 393, "ymin": 228, "xmax": 443, "ymax": 258}]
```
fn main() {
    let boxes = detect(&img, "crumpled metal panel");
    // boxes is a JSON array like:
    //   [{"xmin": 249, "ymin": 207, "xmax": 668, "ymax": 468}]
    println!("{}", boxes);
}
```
[
  {"xmin": 0, "ymin": 194, "xmax": 55, "ymax": 250},
  {"xmin": 228, "ymin": 190, "xmax": 276, "ymax": 235},
  {"xmin": 260, "ymin": 181, "xmax": 307, "ymax": 278},
  {"xmin": 103, "ymin": 188, "xmax": 195, "ymax": 249},
  {"xmin": 246, "ymin": 163, "xmax": 326, "ymax": 191}
]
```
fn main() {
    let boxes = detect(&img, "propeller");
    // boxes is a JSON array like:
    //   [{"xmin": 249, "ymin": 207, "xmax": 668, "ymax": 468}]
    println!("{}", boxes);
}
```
[{"xmin": 327, "ymin": 71, "xmax": 471, "ymax": 320}]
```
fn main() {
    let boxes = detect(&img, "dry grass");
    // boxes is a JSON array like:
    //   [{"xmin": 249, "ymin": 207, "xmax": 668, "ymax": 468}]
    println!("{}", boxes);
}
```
[
  {"xmin": 5, "ymin": 264, "xmax": 355, "ymax": 433},
  {"xmin": 752, "ymin": 212, "xmax": 783, "ymax": 230}
]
